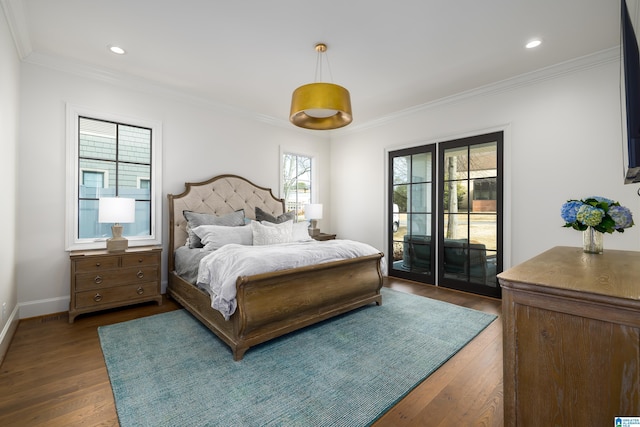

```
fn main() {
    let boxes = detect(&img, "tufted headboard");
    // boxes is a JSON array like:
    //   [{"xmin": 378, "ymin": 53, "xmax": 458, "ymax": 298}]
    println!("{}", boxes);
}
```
[{"xmin": 167, "ymin": 174, "xmax": 285, "ymax": 271}]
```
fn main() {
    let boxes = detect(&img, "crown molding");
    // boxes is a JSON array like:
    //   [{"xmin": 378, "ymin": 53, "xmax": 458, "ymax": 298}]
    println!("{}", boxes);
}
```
[
  {"xmin": 337, "ymin": 47, "xmax": 620, "ymax": 135},
  {"xmin": 20, "ymin": 40, "xmax": 619, "ymax": 137},
  {"xmin": 23, "ymin": 51, "xmax": 334, "ymax": 136},
  {"xmin": 1, "ymin": 0, "xmax": 31, "ymax": 59},
  {"xmin": 24, "ymin": 51, "xmax": 296, "ymax": 129}
]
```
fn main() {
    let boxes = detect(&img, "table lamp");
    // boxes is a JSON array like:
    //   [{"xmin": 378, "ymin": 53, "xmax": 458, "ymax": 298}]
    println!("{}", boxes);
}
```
[
  {"xmin": 304, "ymin": 203, "xmax": 323, "ymax": 237},
  {"xmin": 99, "ymin": 197, "xmax": 135, "ymax": 252}
]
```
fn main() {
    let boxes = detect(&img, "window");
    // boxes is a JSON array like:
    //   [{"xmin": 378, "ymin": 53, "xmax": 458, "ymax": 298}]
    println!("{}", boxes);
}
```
[
  {"xmin": 281, "ymin": 152, "xmax": 313, "ymax": 221},
  {"xmin": 66, "ymin": 105, "xmax": 162, "ymax": 250},
  {"xmin": 82, "ymin": 170, "xmax": 105, "ymax": 188},
  {"xmin": 138, "ymin": 178, "xmax": 150, "ymax": 189}
]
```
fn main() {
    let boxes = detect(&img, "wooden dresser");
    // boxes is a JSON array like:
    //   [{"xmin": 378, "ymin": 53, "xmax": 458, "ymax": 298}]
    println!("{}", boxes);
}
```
[
  {"xmin": 498, "ymin": 246, "xmax": 640, "ymax": 426},
  {"xmin": 69, "ymin": 246, "xmax": 162, "ymax": 323}
]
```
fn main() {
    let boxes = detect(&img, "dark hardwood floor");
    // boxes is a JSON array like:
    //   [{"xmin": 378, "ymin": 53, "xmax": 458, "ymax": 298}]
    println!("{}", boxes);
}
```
[{"xmin": 0, "ymin": 278, "xmax": 503, "ymax": 426}]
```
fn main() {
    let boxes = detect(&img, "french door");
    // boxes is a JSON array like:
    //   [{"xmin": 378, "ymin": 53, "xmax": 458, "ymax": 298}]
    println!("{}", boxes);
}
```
[
  {"xmin": 388, "ymin": 145, "xmax": 437, "ymax": 283},
  {"xmin": 388, "ymin": 132, "xmax": 503, "ymax": 298}
]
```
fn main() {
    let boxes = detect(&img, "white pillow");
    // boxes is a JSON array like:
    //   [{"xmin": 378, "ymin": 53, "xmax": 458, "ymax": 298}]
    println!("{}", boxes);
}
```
[
  {"xmin": 183, "ymin": 210, "xmax": 245, "ymax": 248},
  {"xmin": 260, "ymin": 220, "xmax": 313, "ymax": 242},
  {"xmin": 292, "ymin": 221, "xmax": 313, "ymax": 241},
  {"xmin": 192, "ymin": 225, "xmax": 253, "ymax": 251},
  {"xmin": 251, "ymin": 220, "xmax": 293, "ymax": 245}
]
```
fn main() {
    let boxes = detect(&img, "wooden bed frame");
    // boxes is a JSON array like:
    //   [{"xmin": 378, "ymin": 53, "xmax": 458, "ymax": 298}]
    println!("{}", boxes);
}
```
[{"xmin": 167, "ymin": 174, "xmax": 383, "ymax": 360}]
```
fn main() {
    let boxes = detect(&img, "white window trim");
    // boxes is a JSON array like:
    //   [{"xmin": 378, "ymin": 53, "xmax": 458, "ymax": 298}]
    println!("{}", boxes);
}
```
[
  {"xmin": 279, "ymin": 146, "xmax": 320, "ymax": 203},
  {"xmin": 65, "ymin": 104, "xmax": 163, "ymax": 251}
]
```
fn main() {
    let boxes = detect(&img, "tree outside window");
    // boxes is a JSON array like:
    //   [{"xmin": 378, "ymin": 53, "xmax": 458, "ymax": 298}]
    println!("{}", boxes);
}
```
[{"xmin": 282, "ymin": 153, "xmax": 312, "ymax": 221}]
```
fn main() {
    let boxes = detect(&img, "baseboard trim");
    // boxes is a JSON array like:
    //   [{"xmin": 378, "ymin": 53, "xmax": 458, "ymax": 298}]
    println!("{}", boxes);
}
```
[
  {"xmin": 0, "ymin": 304, "xmax": 20, "ymax": 366},
  {"xmin": 19, "ymin": 296, "xmax": 69, "ymax": 320}
]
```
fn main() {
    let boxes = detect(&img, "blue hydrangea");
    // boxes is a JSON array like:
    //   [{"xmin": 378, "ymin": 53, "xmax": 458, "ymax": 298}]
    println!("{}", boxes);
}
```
[
  {"xmin": 562, "ymin": 196, "xmax": 634, "ymax": 233},
  {"xmin": 560, "ymin": 200, "xmax": 583, "ymax": 223},
  {"xmin": 609, "ymin": 205, "xmax": 634, "ymax": 229},
  {"xmin": 589, "ymin": 196, "xmax": 615, "ymax": 205},
  {"xmin": 576, "ymin": 205, "xmax": 605, "ymax": 226}
]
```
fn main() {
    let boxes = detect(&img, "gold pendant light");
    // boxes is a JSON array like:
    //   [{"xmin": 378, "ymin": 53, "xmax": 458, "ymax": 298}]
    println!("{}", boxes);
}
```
[{"xmin": 290, "ymin": 43, "xmax": 352, "ymax": 130}]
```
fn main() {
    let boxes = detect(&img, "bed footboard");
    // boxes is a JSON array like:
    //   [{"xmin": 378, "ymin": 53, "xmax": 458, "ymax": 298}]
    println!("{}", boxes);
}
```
[
  {"xmin": 235, "ymin": 253, "xmax": 383, "ymax": 352},
  {"xmin": 168, "ymin": 253, "xmax": 383, "ymax": 360}
]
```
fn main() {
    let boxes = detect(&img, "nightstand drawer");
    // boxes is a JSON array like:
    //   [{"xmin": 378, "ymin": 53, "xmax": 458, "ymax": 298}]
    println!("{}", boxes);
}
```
[
  {"xmin": 73, "ymin": 256, "xmax": 120, "ymax": 273},
  {"xmin": 121, "ymin": 252, "xmax": 159, "ymax": 268},
  {"xmin": 74, "ymin": 282, "xmax": 159, "ymax": 309},
  {"xmin": 74, "ymin": 266, "xmax": 159, "ymax": 291}
]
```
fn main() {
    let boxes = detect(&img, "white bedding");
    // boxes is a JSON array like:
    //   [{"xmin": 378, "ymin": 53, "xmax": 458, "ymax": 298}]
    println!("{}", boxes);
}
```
[{"xmin": 196, "ymin": 239, "xmax": 382, "ymax": 320}]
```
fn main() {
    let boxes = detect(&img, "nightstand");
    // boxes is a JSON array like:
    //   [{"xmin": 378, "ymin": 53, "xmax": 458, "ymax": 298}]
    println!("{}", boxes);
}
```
[
  {"xmin": 313, "ymin": 233, "xmax": 336, "ymax": 241},
  {"xmin": 69, "ymin": 246, "xmax": 162, "ymax": 323}
]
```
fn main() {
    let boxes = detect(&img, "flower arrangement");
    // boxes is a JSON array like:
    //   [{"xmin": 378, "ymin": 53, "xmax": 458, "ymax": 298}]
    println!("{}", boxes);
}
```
[{"xmin": 561, "ymin": 196, "xmax": 634, "ymax": 233}]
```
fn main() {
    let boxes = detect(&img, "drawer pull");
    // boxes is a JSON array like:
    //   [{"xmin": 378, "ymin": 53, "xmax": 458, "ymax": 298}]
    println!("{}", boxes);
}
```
[
  {"xmin": 94, "ymin": 275, "xmax": 103, "ymax": 284},
  {"xmin": 137, "ymin": 270, "xmax": 144, "ymax": 279},
  {"xmin": 93, "ymin": 293, "xmax": 102, "ymax": 302},
  {"xmin": 136, "ymin": 287, "xmax": 144, "ymax": 295},
  {"xmin": 95, "ymin": 262, "xmax": 101, "ymax": 267},
  {"xmin": 138, "ymin": 258, "xmax": 143, "ymax": 263}
]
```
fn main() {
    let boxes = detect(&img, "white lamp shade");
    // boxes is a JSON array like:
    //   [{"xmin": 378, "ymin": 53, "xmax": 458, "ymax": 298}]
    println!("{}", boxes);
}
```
[
  {"xmin": 304, "ymin": 204, "xmax": 323, "ymax": 220},
  {"xmin": 98, "ymin": 197, "xmax": 136, "ymax": 223}
]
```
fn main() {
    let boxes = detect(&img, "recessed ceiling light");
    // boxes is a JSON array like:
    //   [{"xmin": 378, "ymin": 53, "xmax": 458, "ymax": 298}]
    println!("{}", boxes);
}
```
[
  {"xmin": 526, "ymin": 39, "xmax": 542, "ymax": 49},
  {"xmin": 109, "ymin": 45, "xmax": 126, "ymax": 55}
]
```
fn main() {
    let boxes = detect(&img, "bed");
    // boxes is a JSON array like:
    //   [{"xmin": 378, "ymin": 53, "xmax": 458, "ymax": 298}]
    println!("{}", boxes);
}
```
[{"xmin": 167, "ymin": 174, "xmax": 384, "ymax": 360}]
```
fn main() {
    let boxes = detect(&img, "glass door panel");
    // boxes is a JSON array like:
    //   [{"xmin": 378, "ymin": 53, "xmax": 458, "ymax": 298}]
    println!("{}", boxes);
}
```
[
  {"xmin": 439, "ymin": 133, "xmax": 502, "ymax": 297},
  {"xmin": 389, "ymin": 146, "xmax": 435, "ymax": 282}
]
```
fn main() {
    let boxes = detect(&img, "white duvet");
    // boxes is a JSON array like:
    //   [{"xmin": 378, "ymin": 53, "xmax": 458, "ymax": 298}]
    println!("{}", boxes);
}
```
[{"xmin": 196, "ymin": 239, "xmax": 382, "ymax": 320}]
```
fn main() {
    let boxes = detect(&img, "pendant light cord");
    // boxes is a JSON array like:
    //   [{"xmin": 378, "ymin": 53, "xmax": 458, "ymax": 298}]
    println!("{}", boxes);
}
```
[{"xmin": 314, "ymin": 47, "xmax": 334, "ymax": 83}]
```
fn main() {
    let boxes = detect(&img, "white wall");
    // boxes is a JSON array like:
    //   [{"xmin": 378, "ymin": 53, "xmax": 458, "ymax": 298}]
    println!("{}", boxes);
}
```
[
  {"xmin": 331, "ymin": 50, "xmax": 640, "ymax": 269},
  {"xmin": 14, "ymin": 47, "xmax": 640, "ymax": 319},
  {"xmin": 16, "ymin": 61, "xmax": 330, "ymax": 318},
  {"xmin": 0, "ymin": 6, "xmax": 21, "ymax": 360}
]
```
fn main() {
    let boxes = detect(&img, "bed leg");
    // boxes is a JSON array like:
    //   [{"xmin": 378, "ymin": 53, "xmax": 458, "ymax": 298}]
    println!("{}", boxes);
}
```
[{"xmin": 233, "ymin": 346, "xmax": 248, "ymax": 361}]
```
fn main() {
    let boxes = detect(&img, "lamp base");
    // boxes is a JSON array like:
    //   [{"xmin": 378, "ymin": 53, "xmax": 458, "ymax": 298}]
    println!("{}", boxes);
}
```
[
  {"xmin": 106, "ymin": 224, "xmax": 128, "ymax": 252},
  {"xmin": 106, "ymin": 237, "xmax": 128, "ymax": 252},
  {"xmin": 308, "ymin": 219, "xmax": 320, "ymax": 237}
]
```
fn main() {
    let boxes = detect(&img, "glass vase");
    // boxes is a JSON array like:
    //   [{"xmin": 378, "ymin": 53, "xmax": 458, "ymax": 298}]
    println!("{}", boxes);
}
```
[{"xmin": 582, "ymin": 228, "xmax": 603, "ymax": 254}]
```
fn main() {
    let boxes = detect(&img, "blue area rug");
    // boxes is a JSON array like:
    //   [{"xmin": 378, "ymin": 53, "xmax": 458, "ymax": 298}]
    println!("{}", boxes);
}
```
[{"xmin": 98, "ymin": 288, "xmax": 496, "ymax": 427}]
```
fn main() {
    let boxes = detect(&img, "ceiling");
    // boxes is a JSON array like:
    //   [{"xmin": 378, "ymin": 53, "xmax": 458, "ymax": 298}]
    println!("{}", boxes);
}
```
[{"xmin": 3, "ymin": 0, "xmax": 623, "ymax": 127}]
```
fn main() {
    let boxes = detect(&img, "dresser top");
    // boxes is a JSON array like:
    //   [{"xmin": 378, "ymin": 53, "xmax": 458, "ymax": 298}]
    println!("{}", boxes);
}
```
[
  {"xmin": 70, "ymin": 245, "xmax": 162, "ymax": 258},
  {"xmin": 498, "ymin": 246, "xmax": 640, "ymax": 302}
]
